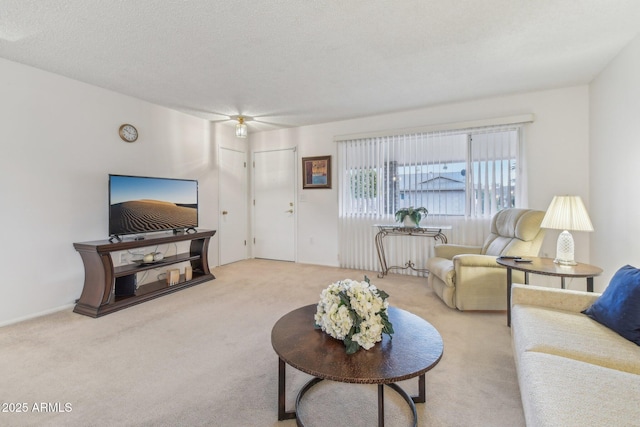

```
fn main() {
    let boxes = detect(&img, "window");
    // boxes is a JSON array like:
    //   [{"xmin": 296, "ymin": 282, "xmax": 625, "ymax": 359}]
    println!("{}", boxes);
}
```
[{"xmin": 338, "ymin": 125, "xmax": 521, "ymax": 219}]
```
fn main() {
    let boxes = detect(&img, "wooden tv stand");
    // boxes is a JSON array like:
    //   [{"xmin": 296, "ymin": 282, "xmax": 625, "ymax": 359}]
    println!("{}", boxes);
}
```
[{"xmin": 73, "ymin": 229, "xmax": 216, "ymax": 317}]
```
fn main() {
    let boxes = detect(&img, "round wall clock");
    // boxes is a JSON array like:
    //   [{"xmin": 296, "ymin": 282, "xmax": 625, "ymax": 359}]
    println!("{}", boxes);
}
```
[{"xmin": 118, "ymin": 124, "xmax": 138, "ymax": 142}]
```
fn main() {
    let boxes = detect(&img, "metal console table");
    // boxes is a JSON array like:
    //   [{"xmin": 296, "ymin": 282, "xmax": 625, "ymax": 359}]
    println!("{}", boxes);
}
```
[{"xmin": 374, "ymin": 224, "xmax": 451, "ymax": 278}]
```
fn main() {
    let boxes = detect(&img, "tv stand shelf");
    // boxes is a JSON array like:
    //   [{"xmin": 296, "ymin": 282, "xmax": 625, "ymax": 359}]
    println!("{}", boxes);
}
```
[{"xmin": 73, "ymin": 229, "xmax": 216, "ymax": 317}]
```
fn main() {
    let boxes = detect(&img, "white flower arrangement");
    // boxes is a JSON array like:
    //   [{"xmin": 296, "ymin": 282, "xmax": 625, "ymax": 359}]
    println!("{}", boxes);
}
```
[{"xmin": 314, "ymin": 276, "xmax": 394, "ymax": 354}]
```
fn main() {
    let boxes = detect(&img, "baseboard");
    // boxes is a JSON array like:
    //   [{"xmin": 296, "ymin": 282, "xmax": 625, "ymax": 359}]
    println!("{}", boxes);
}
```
[{"xmin": 0, "ymin": 303, "xmax": 76, "ymax": 328}]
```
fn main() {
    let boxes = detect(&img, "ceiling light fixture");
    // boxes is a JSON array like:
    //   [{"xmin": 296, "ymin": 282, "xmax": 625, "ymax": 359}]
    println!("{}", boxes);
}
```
[{"xmin": 235, "ymin": 116, "xmax": 247, "ymax": 138}]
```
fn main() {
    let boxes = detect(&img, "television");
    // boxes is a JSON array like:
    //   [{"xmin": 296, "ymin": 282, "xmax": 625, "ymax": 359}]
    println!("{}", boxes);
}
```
[{"xmin": 109, "ymin": 174, "xmax": 198, "ymax": 239}]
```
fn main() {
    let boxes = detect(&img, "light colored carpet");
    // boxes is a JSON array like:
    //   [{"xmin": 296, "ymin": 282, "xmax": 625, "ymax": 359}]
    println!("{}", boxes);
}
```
[{"xmin": 0, "ymin": 259, "xmax": 525, "ymax": 426}]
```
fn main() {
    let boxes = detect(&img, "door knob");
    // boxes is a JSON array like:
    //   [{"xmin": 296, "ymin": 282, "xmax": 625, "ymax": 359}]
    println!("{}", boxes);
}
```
[{"xmin": 222, "ymin": 210, "xmax": 228, "ymax": 215}]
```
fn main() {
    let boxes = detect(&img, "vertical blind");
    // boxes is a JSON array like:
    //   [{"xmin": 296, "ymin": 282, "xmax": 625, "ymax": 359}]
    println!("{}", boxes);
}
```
[{"xmin": 337, "ymin": 124, "xmax": 524, "ymax": 273}]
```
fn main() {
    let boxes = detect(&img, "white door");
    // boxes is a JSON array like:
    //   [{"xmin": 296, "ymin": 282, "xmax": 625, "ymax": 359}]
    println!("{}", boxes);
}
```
[
  {"xmin": 219, "ymin": 147, "xmax": 248, "ymax": 265},
  {"xmin": 253, "ymin": 148, "xmax": 296, "ymax": 261}
]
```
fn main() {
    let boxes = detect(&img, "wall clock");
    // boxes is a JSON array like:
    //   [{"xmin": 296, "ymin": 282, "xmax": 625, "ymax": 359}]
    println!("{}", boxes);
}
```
[{"xmin": 118, "ymin": 124, "xmax": 138, "ymax": 142}]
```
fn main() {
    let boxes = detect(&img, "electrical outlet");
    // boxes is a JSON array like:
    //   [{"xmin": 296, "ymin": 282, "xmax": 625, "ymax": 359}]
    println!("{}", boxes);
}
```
[{"xmin": 119, "ymin": 253, "xmax": 128, "ymax": 263}]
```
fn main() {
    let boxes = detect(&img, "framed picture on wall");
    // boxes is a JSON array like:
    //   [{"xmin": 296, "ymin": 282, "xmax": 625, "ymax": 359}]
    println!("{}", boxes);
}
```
[{"xmin": 302, "ymin": 155, "xmax": 331, "ymax": 189}]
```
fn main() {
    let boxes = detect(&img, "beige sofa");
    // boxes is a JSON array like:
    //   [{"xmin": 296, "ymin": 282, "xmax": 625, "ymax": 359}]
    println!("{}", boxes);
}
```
[
  {"xmin": 510, "ymin": 283, "xmax": 640, "ymax": 426},
  {"xmin": 427, "ymin": 208, "xmax": 545, "ymax": 311}
]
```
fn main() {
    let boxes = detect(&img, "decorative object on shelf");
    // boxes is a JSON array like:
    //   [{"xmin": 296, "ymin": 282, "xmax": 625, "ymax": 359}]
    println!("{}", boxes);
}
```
[
  {"xmin": 234, "ymin": 116, "xmax": 248, "ymax": 138},
  {"xmin": 146, "ymin": 252, "xmax": 163, "ymax": 263},
  {"xmin": 314, "ymin": 276, "xmax": 393, "ymax": 354},
  {"xmin": 394, "ymin": 206, "xmax": 428, "ymax": 227},
  {"xmin": 302, "ymin": 155, "xmax": 331, "ymax": 189},
  {"xmin": 541, "ymin": 195, "xmax": 594, "ymax": 265},
  {"xmin": 118, "ymin": 124, "xmax": 138, "ymax": 142},
  {"xmin": 166, "ymin": 268, "xmax": 180, "ymax": 285},
  {"xmin": 132, "ymin": 252, "xmax": 164, "ymax": 264}
]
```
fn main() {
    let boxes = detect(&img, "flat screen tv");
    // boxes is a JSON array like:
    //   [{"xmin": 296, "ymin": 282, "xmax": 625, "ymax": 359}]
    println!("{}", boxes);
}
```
[{"xmin": 109, "ymin": 174, "xmax": 198, "ymax": 238}]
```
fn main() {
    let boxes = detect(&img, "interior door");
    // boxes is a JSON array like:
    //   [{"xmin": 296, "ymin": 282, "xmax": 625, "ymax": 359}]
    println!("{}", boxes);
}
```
[
  {"xmin": 253, "ymin": 148, "xmax": 296, "ymax": 261},
  {"xmin": 219, "ymin": 147, "xmax": 248, "ymax": 265}
]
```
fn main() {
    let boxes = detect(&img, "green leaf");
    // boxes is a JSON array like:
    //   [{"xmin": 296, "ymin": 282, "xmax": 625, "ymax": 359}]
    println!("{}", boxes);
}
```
[
  {"xmin": 380, "ymin": 311, "xmax": 394, "ymax": 337},
  {"xmin": 344, "ymin": 337, "xmax": 360, "ymax": 354},
  {"xmin": 383, "ymin": 321, "xmax": 394, "ymax": 337},
  {"xmin": 377, "ymin": 289, "xmax": 389, "ymax": 300},
  {"xmin": 338, "ymin": 290, "xmax": 350, "ymax": 307},
  {"xmin": 351, "ymin": 310, "xmax": 363, "ymax": 332}
]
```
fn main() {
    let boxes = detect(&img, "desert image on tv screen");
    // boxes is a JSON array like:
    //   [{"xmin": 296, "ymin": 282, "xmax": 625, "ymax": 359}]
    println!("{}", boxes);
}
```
[{"xmin": 109, "ymin": 176, "xmax": 198, "ymax": 235}]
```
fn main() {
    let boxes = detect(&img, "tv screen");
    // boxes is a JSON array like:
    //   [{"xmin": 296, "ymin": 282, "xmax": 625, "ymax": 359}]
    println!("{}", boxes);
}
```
[{"xmin": 109, "ymin": 174, "xmax": 198, "ymax": 237}]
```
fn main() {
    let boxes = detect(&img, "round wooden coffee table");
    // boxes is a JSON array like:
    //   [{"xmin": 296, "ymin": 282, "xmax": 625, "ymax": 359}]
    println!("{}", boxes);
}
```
[{"xmin": 271, "ymin": 304, "xmax": 443, "ymax": 427}]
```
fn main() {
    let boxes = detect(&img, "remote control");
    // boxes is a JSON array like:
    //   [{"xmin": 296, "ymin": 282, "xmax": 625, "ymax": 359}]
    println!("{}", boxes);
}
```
[{"xmin": 499, "ymin": 255, "xmax": 521, "ymax": 259}]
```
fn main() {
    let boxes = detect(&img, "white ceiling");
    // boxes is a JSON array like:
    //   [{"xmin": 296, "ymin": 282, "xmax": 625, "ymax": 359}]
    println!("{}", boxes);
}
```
[{"xmin": 1, "ymin": 1, "xmax": 639, "ymax": 132}]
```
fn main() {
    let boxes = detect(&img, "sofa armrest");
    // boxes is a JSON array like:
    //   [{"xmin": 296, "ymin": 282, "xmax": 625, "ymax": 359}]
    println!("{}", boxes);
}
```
[
  {"xmin": 454, "ymin": 253, "xmax": 500, "ymax": 267},
  {"xmin": 511, "ymin": 283, "xmax": 601, "ymax": 313},
  {"xmin": 434, "ymin": 244, "xmax": 482, "ymax": 259}
]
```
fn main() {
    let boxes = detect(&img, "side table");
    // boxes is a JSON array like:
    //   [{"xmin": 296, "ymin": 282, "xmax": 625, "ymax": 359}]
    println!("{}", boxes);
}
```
[
  {"xmin": 497, "ymin": 257, "xmax": 603, "ymax": 327},
  {"xmin": 374, "ymin": 224, "xmax": 451, "ymax": 278}
]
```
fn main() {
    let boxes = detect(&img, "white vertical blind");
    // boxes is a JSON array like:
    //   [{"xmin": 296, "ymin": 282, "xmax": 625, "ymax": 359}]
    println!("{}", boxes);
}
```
[
  {"xmin": 468, "ymin": 127, "xmax": 520, "ymax": 217},
  {"xmin": 337, "ymin": 124, "xmax": 525, "ymax": 273}
]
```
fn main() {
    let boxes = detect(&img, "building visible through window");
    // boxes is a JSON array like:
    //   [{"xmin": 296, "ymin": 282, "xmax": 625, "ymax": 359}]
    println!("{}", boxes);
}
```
[{"xmin": 339, "ymin": 126, "xmax": 520, "ymax": 219}]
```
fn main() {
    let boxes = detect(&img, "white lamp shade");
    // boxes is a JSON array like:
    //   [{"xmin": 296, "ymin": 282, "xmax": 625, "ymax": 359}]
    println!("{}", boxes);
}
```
[{"xmin": 540, "ymin": 196, "xmax": 594, "ymax": 232}]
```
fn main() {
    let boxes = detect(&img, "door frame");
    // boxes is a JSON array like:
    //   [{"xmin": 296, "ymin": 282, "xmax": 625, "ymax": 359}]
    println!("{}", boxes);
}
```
[{"xmin": 251, "ymin": 147, "xmax": 298, "ymax": 261}]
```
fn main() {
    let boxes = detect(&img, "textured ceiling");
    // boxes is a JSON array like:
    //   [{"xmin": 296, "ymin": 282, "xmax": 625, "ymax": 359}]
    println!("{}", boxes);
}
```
[{"xmin": 1, "ymin": 1, "xmax": 639, "ymax": 132}]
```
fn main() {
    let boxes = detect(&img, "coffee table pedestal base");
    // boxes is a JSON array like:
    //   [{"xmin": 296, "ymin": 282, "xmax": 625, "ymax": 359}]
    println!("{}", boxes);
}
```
[{"xmin": 278, "ymin": 358, "xmax": 424, "ymax": 427}]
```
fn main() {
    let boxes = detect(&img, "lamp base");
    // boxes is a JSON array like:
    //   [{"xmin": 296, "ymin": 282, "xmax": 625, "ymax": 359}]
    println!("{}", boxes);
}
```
[{"xmin": 554, "ymin": 230, "xmax": 576, "ymax": 266}]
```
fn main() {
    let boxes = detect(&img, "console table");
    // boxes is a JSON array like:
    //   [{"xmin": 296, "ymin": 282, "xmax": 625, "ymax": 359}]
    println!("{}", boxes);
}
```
[
  {"xmin": 497, "ymin": 256, "xmax": 603, "ymax": 327},
  {"xmin": 271, "ymin": 304, "xmax": 443, "ymax": 427},
  {"xmin": 73, "ymin": 229, "xmax": 216, "ymax": 317},
  {"xmin": 374, "ymin": 224, "xmax": 450, "ymax": 278}
]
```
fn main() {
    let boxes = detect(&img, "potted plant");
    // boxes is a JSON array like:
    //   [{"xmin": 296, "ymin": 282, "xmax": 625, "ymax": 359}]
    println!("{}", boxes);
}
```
[{"xmin": 394, "ymin": 206, "xmax": 428, "ymax": 227}]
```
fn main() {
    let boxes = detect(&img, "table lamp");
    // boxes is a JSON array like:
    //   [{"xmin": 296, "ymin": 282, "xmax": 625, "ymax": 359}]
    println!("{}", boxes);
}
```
[{"xmin": 540, "ymin": 195, "xmax": 594, "ymax": 265}]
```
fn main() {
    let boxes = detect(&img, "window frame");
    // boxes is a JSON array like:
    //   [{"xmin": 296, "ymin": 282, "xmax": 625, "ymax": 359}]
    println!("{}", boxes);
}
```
[{"xmin": 338, "ymin": 124, "xmax": 524, "ymax": 219}]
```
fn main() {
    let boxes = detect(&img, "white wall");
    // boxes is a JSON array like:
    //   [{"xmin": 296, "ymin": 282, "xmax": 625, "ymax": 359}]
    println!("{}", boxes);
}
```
[
  {"xmin": 251, "ymin": 86, "xmax": 592, "ymax": 288},
  {"xmin": 590, "ymin": 34, "xmax": 640, "ymax": 287},
  {"xmin": 0, "ymin": 58, "xmax": 219, "ymax": 326},
  {"xmin": 0, "ymin": 56, "xmax": 600, "ymax": 325}
]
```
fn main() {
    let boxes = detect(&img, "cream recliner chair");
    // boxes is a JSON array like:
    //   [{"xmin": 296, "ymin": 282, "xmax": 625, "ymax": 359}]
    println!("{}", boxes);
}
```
[{"xmin": 426, "ymin": 208, "xmax": 546, "ymax": 311}]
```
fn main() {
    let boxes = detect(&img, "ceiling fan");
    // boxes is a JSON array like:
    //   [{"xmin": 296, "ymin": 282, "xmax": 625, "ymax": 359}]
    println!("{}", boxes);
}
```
[{"xmin": 176, "ymin": 106, "xmax": 293, "ymax": 137}]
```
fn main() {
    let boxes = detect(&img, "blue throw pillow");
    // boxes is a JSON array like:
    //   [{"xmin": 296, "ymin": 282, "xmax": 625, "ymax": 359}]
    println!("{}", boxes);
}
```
[{"xmin": 582, "ymin": 265, "xmax": 640, "ymax": 346}]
